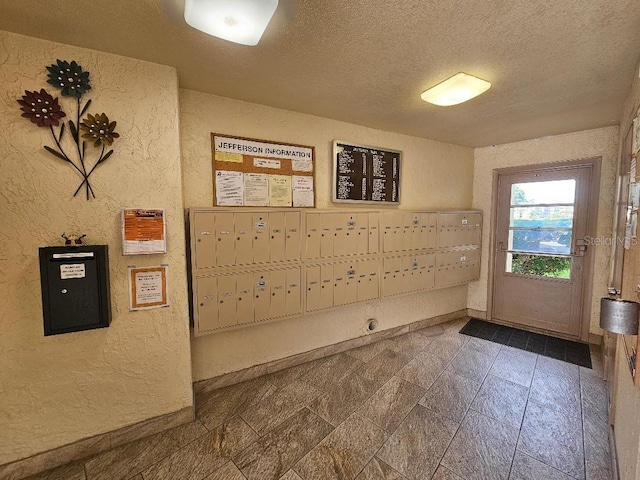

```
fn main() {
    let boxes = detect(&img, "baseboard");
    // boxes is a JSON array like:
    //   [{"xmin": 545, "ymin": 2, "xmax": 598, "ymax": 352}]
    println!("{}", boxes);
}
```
[
  {"xmin": 467, "ymin": 308, "xmax": 487, "ymax": 320},
  {"xmin": 589, "ymin": 333, "xmax": 603, "ymax": 346},
  {"xmin": 610, "ymin": 425, "xmax": 620, "ymax": 480},
  {"xmin": 194, "ymin": 309, "xmax": 468, "ymax": 394},
  {"xmin": 0, "ymin": 406, "xmax": 194, "ymax": 480}
]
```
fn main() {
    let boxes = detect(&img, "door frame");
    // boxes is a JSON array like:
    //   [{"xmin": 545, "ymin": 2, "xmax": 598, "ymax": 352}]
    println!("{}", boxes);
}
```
[{"xmin": 486, "ymin": 157, "xmax": 602, "ymax": 342}]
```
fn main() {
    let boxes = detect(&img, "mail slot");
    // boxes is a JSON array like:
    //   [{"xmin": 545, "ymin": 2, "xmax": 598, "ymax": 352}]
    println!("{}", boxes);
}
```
[{"xmin": 39, "ymin": 245, "xmax": 111, "ymax": 336}]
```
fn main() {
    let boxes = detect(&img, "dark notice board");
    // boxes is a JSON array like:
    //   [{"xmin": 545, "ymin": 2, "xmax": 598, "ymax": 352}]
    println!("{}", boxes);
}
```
[{"xmin": 332, "ymin": 141, "xmax": 401, "ymax": 204}]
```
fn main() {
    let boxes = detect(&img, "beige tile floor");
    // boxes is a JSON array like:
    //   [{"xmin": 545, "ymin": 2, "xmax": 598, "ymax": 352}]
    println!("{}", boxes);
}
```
[{"xmin": 27, "ymin": 317, "xmax": 610, "ymax": 480}]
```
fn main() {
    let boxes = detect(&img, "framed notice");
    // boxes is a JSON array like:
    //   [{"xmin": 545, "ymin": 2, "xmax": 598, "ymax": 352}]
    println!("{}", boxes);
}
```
[
  {"xmin": 128, "ymin": 265, "xmax": 169, "ymax": 311},
  {"xmin": 212, "ymin": 133, "xmax": 315, "ymax": 207},
  {"xmin": 332, "ymin": 141, "xmax": 401, "ymax": 204},
  {"xmin": 122, "ymin": 208, "xmax": 166, "ymax": 255}
]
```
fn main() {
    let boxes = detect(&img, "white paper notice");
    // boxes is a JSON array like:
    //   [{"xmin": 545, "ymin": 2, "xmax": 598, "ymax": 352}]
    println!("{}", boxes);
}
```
[
  {"xmin": 129, "ymin": 266, "xmax": 169, "ymax": 310},
  {"xmin": 135, "ymin": 271, "xmax": 163, "ymax": 304},
  {"xmin": 254, "ymin": 158, "xmax": 281, "ymax": 169},
  {"xmin": 215, "ymin": 170, "xmax": 244, "ymax": 206},
  {"xmin": 292, "ymin": 158, "xmax": 313, "ymax": 172},
  {"xmin": 292, "ymin": 175, "xmax": 313, "ymax": 191},
  {"xmin": 269, "ymin": 175, "xmax": 292, "ymax": 207},
  {"xmin": 60, "ymin": 264, "xmax": 85, "ymax": 279},
  {"xmin": 292, "ymin": 175, "xmax": 314, "ymax": 207},
  {"xmin": 293, "ymin": 190, "xmax": 314, "ymax": 207},
  {"xmin": 244, "ymin": 173, "xmax": 269, "ymax": 206}
]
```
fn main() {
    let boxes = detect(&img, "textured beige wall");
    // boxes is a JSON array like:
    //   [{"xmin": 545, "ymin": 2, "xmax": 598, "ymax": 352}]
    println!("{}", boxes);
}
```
[
  {"xmin": 0, "ymin": 31, "xmax": 192, "ymax": 465},
  {"xmin": 180, "ymin": 90, "xmax": 475, "ymax": 381},
  {"xmin": 612, "ymin": 60, "xmax": 640, "ymax": 480},
  {"xmin": 468, "ymin": 126, "xmax": 619, "ymax": 335},
  {"xmin": 614, "ymin": 335, "xmax": 640, "ymax": 480}
]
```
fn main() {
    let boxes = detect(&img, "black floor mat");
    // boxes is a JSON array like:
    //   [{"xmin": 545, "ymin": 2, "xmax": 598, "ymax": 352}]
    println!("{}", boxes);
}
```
[{"xmin": 459, "ymin": 318, "xmax": 592, "ymax": 369}]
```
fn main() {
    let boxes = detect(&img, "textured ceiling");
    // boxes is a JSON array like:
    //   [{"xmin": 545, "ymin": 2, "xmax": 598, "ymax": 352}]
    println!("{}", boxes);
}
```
[{"xmin": 1, "ymin": 0, "xmax": 639, "ymax": 147}]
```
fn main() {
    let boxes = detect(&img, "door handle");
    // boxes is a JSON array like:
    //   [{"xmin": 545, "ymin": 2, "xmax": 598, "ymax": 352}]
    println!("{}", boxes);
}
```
[{"xmin": 572, "ymin": 239, "xmax": 587, "ymax": 256}]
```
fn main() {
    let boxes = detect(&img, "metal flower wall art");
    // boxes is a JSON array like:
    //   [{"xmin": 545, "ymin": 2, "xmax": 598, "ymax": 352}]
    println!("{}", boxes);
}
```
[{"xmin": 17, "ymin": 60, "xmax": 119, "ymax": 199}]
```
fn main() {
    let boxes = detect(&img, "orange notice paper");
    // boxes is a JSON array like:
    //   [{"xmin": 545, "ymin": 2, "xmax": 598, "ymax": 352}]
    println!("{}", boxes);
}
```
[{"xmin": 122, "ymin": 208, "xmax": 166, "ymax": 255}]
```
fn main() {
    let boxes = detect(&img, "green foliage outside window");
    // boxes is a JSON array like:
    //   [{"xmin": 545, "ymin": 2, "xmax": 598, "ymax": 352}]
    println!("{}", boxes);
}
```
[{"xmin": 510, "ymin": 254, "xmax": 571, "ymax": 278}]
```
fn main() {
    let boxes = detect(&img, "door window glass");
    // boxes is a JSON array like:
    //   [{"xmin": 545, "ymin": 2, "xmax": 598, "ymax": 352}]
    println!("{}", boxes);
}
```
[
  {"xmin": 510, "ymin": 180, "xmax": 575, "ymax": 205},
  {"xmin": 506, "ymin": 253, "xmax": 571, "ymax": 278},
  {"xmin": 506, "ymin": 179, "xmax": 576, "ymax": 278}
]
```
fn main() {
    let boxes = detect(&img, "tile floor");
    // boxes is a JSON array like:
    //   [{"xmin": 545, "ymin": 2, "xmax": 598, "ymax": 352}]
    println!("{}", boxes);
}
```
[{"xmin": 27, "ymin": 317, "xmax": 610, "ymax": 480}]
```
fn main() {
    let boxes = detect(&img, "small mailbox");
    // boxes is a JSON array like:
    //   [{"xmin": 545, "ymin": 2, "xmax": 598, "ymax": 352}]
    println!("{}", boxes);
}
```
[{"xmin": 39, "ymin": 245, "xmax": 111, "ymax": 336}]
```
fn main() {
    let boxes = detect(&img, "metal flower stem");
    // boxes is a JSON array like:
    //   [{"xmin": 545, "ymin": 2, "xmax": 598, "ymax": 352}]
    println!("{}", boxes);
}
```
[
  {"xmin": 75, "ymin": 97, "xmax": 91, "ymax": 200},
  {"xmin": 73, "ymin": 145, "xmax": 105, "ymax": 197},
  {"xmin": 48, "ymin": 125, "xmax": 94, "ymax": 198}
]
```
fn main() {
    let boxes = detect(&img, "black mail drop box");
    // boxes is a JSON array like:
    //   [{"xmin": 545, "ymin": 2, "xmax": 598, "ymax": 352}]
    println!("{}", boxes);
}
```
[{"xmin": 39, "ymin": 245, "xmax": 111, "ymax": 336}]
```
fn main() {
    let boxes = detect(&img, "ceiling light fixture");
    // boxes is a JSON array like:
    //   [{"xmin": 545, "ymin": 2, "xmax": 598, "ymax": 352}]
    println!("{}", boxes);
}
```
[
  {"xmin": 184, "ymin": 0, "xmax": 279, "ymax": 46},
  {"xmin": 420, "ymin": 72, "xmax": 491, "ymax": 106}
]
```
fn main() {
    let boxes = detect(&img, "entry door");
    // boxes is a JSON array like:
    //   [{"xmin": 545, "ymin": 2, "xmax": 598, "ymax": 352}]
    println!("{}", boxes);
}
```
[{"xmin": 492, "ymin": 164, "xmax": 592, "ymax": 338}]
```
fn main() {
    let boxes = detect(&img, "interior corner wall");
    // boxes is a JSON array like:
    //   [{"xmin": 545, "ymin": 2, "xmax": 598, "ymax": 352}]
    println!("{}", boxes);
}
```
[
  {"xmin": 0, "ymin": 31, "xmax": 192, "ymax": 465},
  {"xmin": 613, "ymin": 335, "xmax": 640, "ymax": 480},
  {"xmin": 468, "ymin": 126, "xmax": 620, "ymax": 335},
  {"xmin": 179, "ymin": 89, "xmax": 475, "ymax": 381},
  {"xmin": 611, "ymin": 59, "xmax": 640, "ymax": 480}
]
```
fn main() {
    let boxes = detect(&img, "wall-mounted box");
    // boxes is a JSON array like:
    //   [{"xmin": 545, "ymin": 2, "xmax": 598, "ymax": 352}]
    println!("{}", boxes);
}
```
[{"xmin": 39, "ymin": 245, "xmax": 111, "ymax": 336}]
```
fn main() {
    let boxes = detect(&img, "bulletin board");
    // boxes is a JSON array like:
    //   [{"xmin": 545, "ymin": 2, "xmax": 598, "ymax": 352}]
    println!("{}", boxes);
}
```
[
  {"xmin": 332, "ymin": 140, "xmax": 401, "ymax": 205},
  {"xmin": 211, "ymin": 133, "xmax": 316, "ymax": 208}
]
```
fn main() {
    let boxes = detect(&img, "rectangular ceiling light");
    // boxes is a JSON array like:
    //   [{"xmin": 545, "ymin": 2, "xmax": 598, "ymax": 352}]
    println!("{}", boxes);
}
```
[
  {"xmin": 184, "ymin": 0, "xmax": 279, "ymax": 46},
  {"xmin": 421, "ymin": 72, "xmax": 491, "ymax": 106}
]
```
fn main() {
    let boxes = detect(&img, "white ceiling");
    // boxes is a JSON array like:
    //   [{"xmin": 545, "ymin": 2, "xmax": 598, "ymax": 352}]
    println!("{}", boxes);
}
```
[{"xmin": 2, "ymin": 0, "xmax": 639, "ymax": 147}]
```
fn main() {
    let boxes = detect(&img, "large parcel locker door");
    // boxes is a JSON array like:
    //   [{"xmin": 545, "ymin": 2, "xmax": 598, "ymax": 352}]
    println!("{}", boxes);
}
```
[
  {"xmin": 216, "ymin": 274, "xmax": 237, "ymax": 328},
  {"xmin": 368, "ymin": 212, "xmax": 380, "ymax": 254},
  {"xmin": 269, "ymin": 269, "xmax": 287, "ymax": 319},
  {"xmin": 422, "ymin": 254, "xmax": 436, "ymax": 291},
  {"xmin": 285, "ymin": 212, "xmax": 302, "ymax": 261},
  {"xmin": 435, "ymin": 251, "xmax": 460, "ymax": 288},
  {"xmin": 253, "ymin": 271, "xmax": 271, "ymax": 321},
  {"xmin": 269, "ymin": 212, "xmax": 287, "ymax": 262},
  {"xmin": 382, "ymin": 212, "xmax": 397, "ymax": 253},
  {"xmin": 253, "ymin": 213, "xmax": 270, "ymax": 263},
  {"xmin": 438, "ymin": 213, "xmax": 469, "ymax": 248},
  {"xmin": 236, "ymin": 272, "xmax": 255, "ymax": 325},
  {"xmin": 195, "ymin": 276, "xmax": 218, "ymax": 333},
  {"xmin": 414, "ymin": 212, "xmax": 437, "ymax": 250},
  {"xmin": 465, "ymin": 212, "xmax": 482, "ymax": 246},
  {"xmin": 320, "ymin": 214, "xmax": 335, "ymax": 258},
  {"xmin": 305, "ymin": 213, "xmax": 321, "ymax": 259},
  {"xmin": 399, "ymin": 213, "xmax": 412, "ymax": 252},
  {"xmin": 193, "ymin": 212, "xmax": 216, "ymax": 270},
  {"xmin": 357, "ymin": 258, "xmax": 379, "ymax": 302},
  {"xmin": 320, "ymin": 264, "xmax": 334, "ymax": 309},
  {"xmin": 405, "ymin": 256, "xmax": 420, "ymax": 293},
  {"xmin": 333, "ymin": 214, "xmax": 348, "ymax": 257},
  {"xmin": 344, "ymin": 214, "xmax": 358, "ymax": 256},
  {"xmin": 383, "ymin": 257, "xmax": 403, "ymax": 297},
  {"xmin": 334, "ymin": 263, "xmax": 357, "ymax": 306},
  {"xmin": 234, "ymin": 212, "xmax": 254, "ymax": 266},
  {"xmin": 306, "ymin": 265, "xmax": 322, "ymax": 312},
  {"xmin": 285, "ymin": 268, "xmax": 302, "ymax": 316},
  {"xmin": 215, "ymin": 213, "xmax": 235, "ymax": 267},
  {"xmin": 356, "ymin": 213, "xmax": 369, "ymax": 255},
  {"xmin": 461, "ymin": 248, "xmax": 481, "ymax": 282}
]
